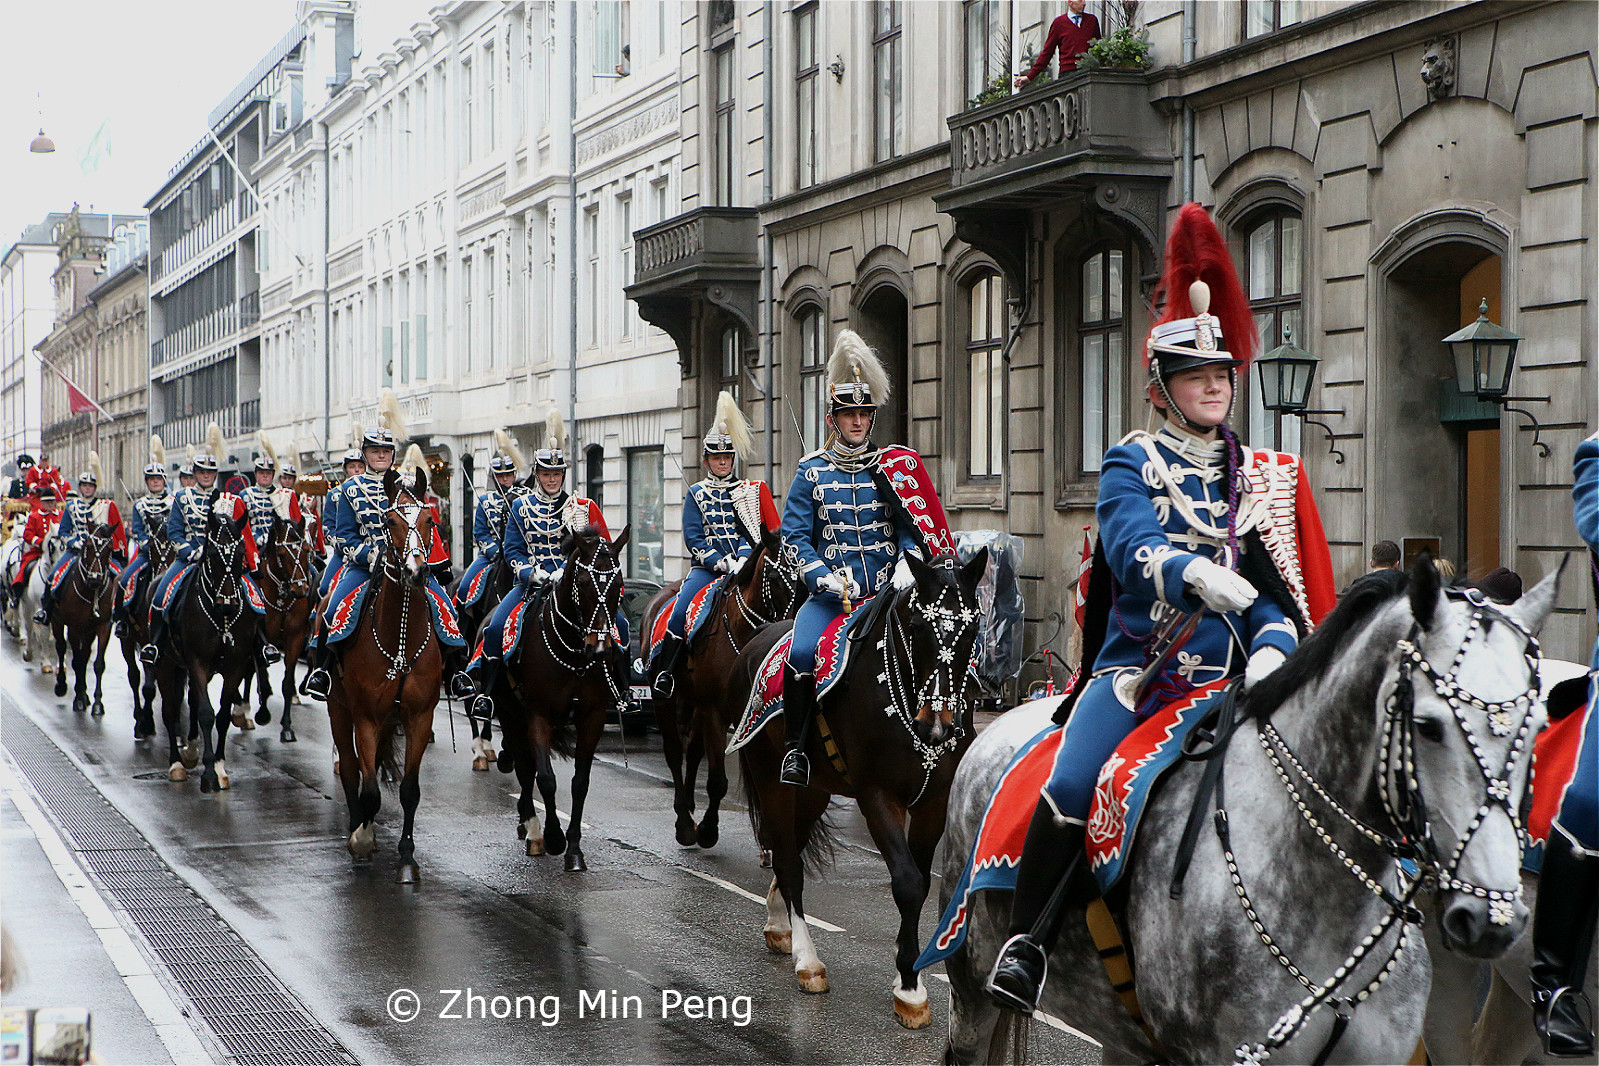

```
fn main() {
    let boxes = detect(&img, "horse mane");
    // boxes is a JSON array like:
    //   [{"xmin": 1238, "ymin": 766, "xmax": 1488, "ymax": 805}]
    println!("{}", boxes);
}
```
[{"xmin": 1246, "ymin": 570, "xmax": 1409, "ymax": 719}]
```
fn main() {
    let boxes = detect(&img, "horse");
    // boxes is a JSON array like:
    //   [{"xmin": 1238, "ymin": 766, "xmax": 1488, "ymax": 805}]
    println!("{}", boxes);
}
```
[
  {"xmin": 150, "ymin": 496, "xmax": 259, "ymax": 793},
  {"xmin": 49, "ymin": 522, "xmax": 118, "ymax": 715},
  {"xmin": 244, "ymin": 514, "xmax": 317, "ymax": 742},
  {"xmin": 642, "ymin": 527, "xmax": 802, "ymax": 850},
  {"xmin": 497, "ymin": 523, "xmax": 631, "ymax": 872},
  {"xmin": 450, "ymin": 550, "xmax": 515, "ymax": 770},
  {"xmin": 939, "ymin": 558, "xmax": 1560, "ymax": 1065},
  {"xmin": 119, "ymin": 534, "xmax": 178, "ymax": 740},
  {"xmin": 733, "ymin": 548, "xmax": 989, "ymax": 1028},
  {"xmin": 327, "ymin": 464, "xmax": 444, "ymax": 883},
  {"xmin": 17, "ymin": 535, "xmax": 61, "ymax": 668},
  {"xmin": 0, "ymin": 522, "xmax": 24, "ymax": 637}
]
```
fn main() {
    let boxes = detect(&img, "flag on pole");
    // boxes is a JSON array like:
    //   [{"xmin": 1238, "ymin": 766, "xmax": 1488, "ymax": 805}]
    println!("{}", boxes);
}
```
[
  {"xmin": 34, "ymin": 353, "xmax": 111, "ymax": 419},
  {"xmin": 1073, "ymin": 525, "xmax": 1093, "ymax": 631},
  {"xmin": 79, "ymin": 120, "xmax": 112, "ymax": 177}
]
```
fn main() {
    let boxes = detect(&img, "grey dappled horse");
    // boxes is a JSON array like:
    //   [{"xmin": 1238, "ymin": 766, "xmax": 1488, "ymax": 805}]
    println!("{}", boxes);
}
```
[{"xmin": 940, "ymin": 559, "xmax": 1560, "ymax": 1065}]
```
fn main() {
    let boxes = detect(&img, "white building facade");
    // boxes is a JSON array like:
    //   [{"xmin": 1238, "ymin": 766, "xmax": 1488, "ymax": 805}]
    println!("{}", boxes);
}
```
[{"xmin": 1, "ymin": 215, "xmax": 71, "ymax": 469}]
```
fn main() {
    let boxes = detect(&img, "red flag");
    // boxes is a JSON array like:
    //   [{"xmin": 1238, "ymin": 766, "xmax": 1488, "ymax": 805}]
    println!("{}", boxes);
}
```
[
  {"xmin": 35, "ymin": 353, "xmax": 110, "ymax": 418},
  {"xmin": 1074, "ymin": 525, "xmax": 1093, "ymax": 631}
]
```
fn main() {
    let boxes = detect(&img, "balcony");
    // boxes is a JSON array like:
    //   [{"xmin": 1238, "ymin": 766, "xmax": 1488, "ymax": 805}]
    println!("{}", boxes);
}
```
[
  {"xmin": 153, "ymin": 401, "xmax": 261, "ymax": 451},
  {"xmin": 626, "ymin": 207, "xmax": 760, "ymax": 372},
  {"xmin": 935, "ymin": 70, "xmax": 1172, "ymax": 289},
  {"xmin": 153, "ymin": 294, "xmax": 262, "ymax": 369},
  {"xmin": 151, "ymin": 198, "xmax": 238, "ymax": 287}
]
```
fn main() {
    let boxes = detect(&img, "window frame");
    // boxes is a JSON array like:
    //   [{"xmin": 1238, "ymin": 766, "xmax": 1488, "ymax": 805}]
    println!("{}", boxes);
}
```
[
  {"xmin": 718, "ymin": 324, "xmax": 743, "ymax": 406},
  {"xmin": 712, "ymin": 44, "xmax": 736, "ymax": 205},
  {"xmin": 871, "ymin": 0, "xmax": 903, "ymax": 163},
  {"xmin": 1242, "ymin": 0, "xmax": 1303, "ymax": 40},
  {"xmin": 793, "ymin": 302, "xmax": 827, "ymax": 455},
  {"xmin": 1240, "ymin": 209, "xmax": 1305, "ymax": 453},
  {"xmin": 1075, "ymin": 242, "xmax": 1131, "ymax": 479},
  {"xmin": 964, "ymin": 270, "xmax": 1007, "ymax": 481},
  {"xmin": 794, "ymin": 3, "xmax": 819, "ymax": 189}
]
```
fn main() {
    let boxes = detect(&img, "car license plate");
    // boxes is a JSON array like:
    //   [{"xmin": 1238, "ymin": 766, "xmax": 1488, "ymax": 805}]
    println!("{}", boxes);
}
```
[{"xmin": 629, "ymin": 685, "xmax": 650, "ymax": 702}]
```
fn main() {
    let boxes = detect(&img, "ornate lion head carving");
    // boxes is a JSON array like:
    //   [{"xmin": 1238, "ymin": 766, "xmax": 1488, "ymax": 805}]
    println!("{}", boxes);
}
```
[{"xmin": 1421, "ymin": 36, "xmax": 1457, "ymax": 102}]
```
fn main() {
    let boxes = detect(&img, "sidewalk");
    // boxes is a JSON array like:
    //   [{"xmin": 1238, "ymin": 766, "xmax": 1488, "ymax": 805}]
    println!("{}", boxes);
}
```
[{"xmin": 0, "ymin": 760, "xmax": 198, "ymax": 1066}]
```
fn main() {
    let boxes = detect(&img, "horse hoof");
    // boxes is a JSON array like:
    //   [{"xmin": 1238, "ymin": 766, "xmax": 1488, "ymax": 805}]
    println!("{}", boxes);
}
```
[
  {"xmin": 55, "ymin": 679, "xmax": 68, "ymax": 697},
  {"xmin": 760, "ymin": 849, "xmax": 773, "ymax": 868},
  {"xmin": 472, "ymin": 756, "xmax": 489, "ymax": 772},
  {"xmin": 348, "ymin": 825, "xmax": 376, "ymax": 860},
  {"xmin": 200, "ymin": 771, "xmax": 218, "ymax": 794},
  {"xmin": 91, "ymin": 701, "xmax": 105, "ymax": 717},
  {"xmin": 544, "ymin": 830, "xmax": 567, "ymax": 856},
  {"xmin": 168, "ymin": 763, "xmax": 187, "ymax": 782},
  {"xmin": 764, "ymin": 930, "xmax": 792, "ymax": 955},
  {"xmin": 564, "ymin": 851, "xmax": 587, "ymax": 872},
  {"xmin": 280, "ymin": 727, "xmax": 296, "ymax": 743},
  {"xmin": 496, "ymin": 750, "xmax": 514, "ymax": 773},
  {"xmin": 180, "ymin": 745, "xmax": 199, "ymax": 770},
  {"xmin": 41, "ymin": 662, "xmax": 52, "ymax": 673},
  {"xmin": 483, "ymin": 747, "xmax": 497, "ymax": 762},
  {"xmin": 526, "ymin": 837, "xmax": 545, "ymax": 856},
  {"xmin": 696, "ymin": 823, "xmax": 720, "ymax": 849},
  {"xmin": 894, "ymin": 992, "xmax": 932, "ymax": 1030},
  {"xmin": 676, "ymin": 819, "xmax": 699, "ymax": 847},
  {"xmin": 797, "ymin": 967, "xmax": 829, "ymax": 994},
  {"xmin": 333, "ymin": 760, "xmax": 341, "ymax": 776},
  {"xmin": 241, "ymin": 716, "xmax": 256, "ymax": 731},
  {"xmin": 215, "ymin": 762, "xmax": 230, "ymax": 790},
  {"xmin": 254, "ymin": 708, "xmax": 271, "ymax": 725},
  {"xmin": 397, "ymin": 863, "xmax": 420, "ymax": 885},
  {"xmin": 232, "ymin": 712, "xmax": 247, "ymax": 728},
  {"xmin": 72, "ymin": 695, "xmax": 87, "ymax": 713}
]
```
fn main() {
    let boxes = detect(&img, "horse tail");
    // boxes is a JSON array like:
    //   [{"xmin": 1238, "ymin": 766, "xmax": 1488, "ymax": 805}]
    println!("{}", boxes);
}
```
[
  {"xmin": 987, "ymin": 1010, "xmax": 1032, "ymax": 1065},
  {"xmin": 737, "ymin": 749, "xmax": 841, "ymax": 878},
  {"xmin": 376, "ymin": 711, "xmax": 403, "ymax": 785}
]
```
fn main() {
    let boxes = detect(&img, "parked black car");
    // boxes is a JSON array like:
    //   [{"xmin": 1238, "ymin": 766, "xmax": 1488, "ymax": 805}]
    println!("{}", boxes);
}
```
[{"xmin": 618, "ymin": 577, "xmax": 664, "ymax": 731}]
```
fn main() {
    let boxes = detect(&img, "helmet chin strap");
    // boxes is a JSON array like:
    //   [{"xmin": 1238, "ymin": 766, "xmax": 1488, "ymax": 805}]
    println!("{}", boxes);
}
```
[{"xmin": 1150, "ymin": 366, "xmax": 1238, "ymax": 431}]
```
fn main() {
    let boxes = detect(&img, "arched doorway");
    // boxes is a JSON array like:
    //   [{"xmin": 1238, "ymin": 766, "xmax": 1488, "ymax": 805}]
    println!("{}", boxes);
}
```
[
  {"xmin": 853, "ymin": 284, "xmax": 910, "ymax": 444},
  {"xmin": 1376, "ymin": 241, "xmax": 1504, "ymax": 581}
]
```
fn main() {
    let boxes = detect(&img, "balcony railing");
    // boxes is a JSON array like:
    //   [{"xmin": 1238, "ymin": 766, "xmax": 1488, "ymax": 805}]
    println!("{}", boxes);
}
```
[
  {"xmin": 153, "ymin": 294, "xmax": 262, "ymax": 368},
  {"xmin": 153, "ymin": 402, "xmax": 261, "ymax": 451},
  {"xmin": 632, "ymin": 207, "xmax": 760, "ymax": 287},
  {"xmin": 151, "ymin": 198, "xmax": 238, "ymax": 286}
]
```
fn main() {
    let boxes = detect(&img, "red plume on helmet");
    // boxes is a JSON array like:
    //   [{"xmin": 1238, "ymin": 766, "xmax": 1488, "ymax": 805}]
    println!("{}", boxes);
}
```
[{"xmin": 1145, "ymin": 202, "xmax": 1258, "ymax": 371}]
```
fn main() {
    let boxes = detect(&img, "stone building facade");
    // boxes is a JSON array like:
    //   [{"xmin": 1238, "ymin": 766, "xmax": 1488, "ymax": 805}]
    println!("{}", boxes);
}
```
[
  {"xmin": 634, "ymin": 0, "xmax": 1596, "ymax": 673},
  {"xmin": 2, "ymin": 213, "xmax": 80, "ymax": 471}
]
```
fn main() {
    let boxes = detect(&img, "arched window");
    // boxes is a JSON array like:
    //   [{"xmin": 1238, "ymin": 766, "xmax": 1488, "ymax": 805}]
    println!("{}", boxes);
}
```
[
  {"xmin": 795, "ymin": 306, "xmax": 825, "ymax": 452},
  {"xmin": 1079, "ymin": 246, "xmax": 1127, "ymax": 474},
  {"xmin": 1243, "ymin": 211, "xmax": 1303, "ymax": 452},
  {"xmin": 966, "ymin": 272, "xmax": 1005, "ymax": 477}
]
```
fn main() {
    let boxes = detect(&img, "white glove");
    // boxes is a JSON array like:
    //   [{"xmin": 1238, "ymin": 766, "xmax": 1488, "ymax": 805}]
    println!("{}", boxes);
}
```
[
  {"xmin": 526, "ymin": 567, "xmax": 549, "ymax": 586},
  {"xmin": 1243, "ymin": 646, "xmax": 1287, "ymax": 692},
  {"xmin": 549, "ymin": 567, "xmax": 565, "ymax": 585},
  {"xmin": 713, "ymin": 555, "xmax": 733, "ymax": 574},
  {"xmin": 1183, "ymin": 557, "xmax": 1258, "ymax": 614},
  {"xmin": 816, "ymin": 572, "xmax": 846, "ymax": 597},
  {"xmin": 725, "ymin": 554, "xmax": 747, "ymax": 577},
  {"xmin": 892, "ymin": 557, "xmax": 915, "ymax": 590}
]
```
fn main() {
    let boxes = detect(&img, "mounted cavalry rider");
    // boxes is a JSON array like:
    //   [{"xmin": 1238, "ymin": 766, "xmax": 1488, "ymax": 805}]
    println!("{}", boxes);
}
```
[
  {"xmin": 1527, "ymin": 430, "xmax": 1599, "ymax": 1058},
  {"xmin": 468, "ymin": 408, "xmax": 619, "ymax": 718},
  {"xmin": 301, "ymin": 425, "xmax": 474, "ymax": 702},
  {"xmin": 649, "ymin": 391, "xmax": 779, "ymax": 698},
  {"xmin": 778, "ymin": 330, "xmax": 950, "ymax": 788},
  {"xmin": 276, "ymin": 461, "xmax": 323, "ymax": 556},
  {"xmin": 140, "ymin": 426, "xmax": 279, "ymax": 667},
  {"xmin": 985, "ymin": 203, "xmax": 1336, "ymax": 1015},
  {"xmin": 318, "ymin": 444, "xmax": 367, "ymax": 602},
  {"xmin": 10, "ymin": 485, "xmax": 61, "ymax": 608},
  {"xmin": 113, "ymin": 437, "xmax": 173, "ymax": 636},
  {"xmin": 242, "ymin": 433, "xmax": 305, "ymax": 552},
  {"xmin": 35, "ymin": 454, "xmax": 126, "ymax": 625},
  {"xmin": 455, "ymin": 429, "xmax": 528, "ymax": 616},
  {"xmin": 24, "ymin": 451, "xmax": 67, "ymax": 502},
  {"xmin": 177, "ymin": 459, "xmax": 197, "ymax": 490}
]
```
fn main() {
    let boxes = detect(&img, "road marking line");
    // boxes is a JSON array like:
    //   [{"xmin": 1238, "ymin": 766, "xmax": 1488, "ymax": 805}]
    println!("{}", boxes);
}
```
[
  {"xmin": 592, "ymin": 752, "xmax": 676, "ymax": 785},
  {"xmin": 923, "ymin": 973, "xmax": 1102, "ymax": 1046},
  {"xmin": 0, "ymin": 754, "xmax": 215, "ymax": 1066},
  {"xmin": 506, "ymin": 790, "xmax": 593, "ymax": 830},
  {"xmin": 679, "ymin": 867, "xmax": 846, "ymax": 933}
]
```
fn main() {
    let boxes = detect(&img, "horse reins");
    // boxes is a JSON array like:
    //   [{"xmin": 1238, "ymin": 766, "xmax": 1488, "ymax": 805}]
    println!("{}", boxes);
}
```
[
  {"xmin": 263, "ymin": 526, "xmax": 314, "ymax": 613},
  {"xmin": 371, "ymin": 495, "xmax": 435, "ymax": 682}
]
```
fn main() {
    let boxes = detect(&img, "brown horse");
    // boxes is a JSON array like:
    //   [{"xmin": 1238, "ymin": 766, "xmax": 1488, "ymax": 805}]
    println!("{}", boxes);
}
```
[
  {"xmin": 497, "ymin": 524, "xmax": 630, "ymax": 872},
  {"xmin": 50, "ymin": 522, "xmax": 118, "ymax": 716},
  {"xmin": 642, "ymin": 528, "xmax": 802, "ymax": 850},
  {"xmin": 732, "ymin": 549, "xmax": 987, "ymax": 1028},
  {"xmin": 120, "ymin": 534, "xmax": 178, "ymax": 740},
  {"xmin": 246, "ymin": 514, "xmax": 316, "ymax": 741},
  {"xmin": 327, "ymin": 465, "xmax": 442, "ymax": 883}
]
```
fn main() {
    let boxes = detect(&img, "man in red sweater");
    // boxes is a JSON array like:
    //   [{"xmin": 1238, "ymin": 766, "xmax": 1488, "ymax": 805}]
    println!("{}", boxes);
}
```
[{"xmin": 1015, "ymin": 0, "xmax": 1101, "ymax": 87}]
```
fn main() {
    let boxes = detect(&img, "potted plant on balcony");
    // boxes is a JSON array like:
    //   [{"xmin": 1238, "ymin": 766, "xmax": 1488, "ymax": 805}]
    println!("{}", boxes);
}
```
[
  {"xmin": 1076, "ymin": 26, "xmax": 1152, "ymax": 71},
  {"xmin": 967, "ymin": 73, "xmax": 1015, "ymax": 110}
]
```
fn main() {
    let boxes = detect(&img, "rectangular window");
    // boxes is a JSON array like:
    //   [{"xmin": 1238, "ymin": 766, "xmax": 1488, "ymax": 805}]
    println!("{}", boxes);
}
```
[
  {"xmin": 461, "ymin": 58, "xmax": 474, "ymax": 165},
  {"xmin": 1080, "ymin": 248, "xmax": 1126, "ymax": 474},
  {"xmin": 797, "ymin": 308, "xmax": 825, "ymax": 453},
  {"xmin": 586, "ymin": 445, "xmax": 605, "ymax": 508},
  {"xmin": 485, "ymin": 247, "xmax": 496, "ymax": 369},
  {"xmin": 462, "ymin": 256, "xmax": 473, "ymax": 372},
  {"xmin": 964, "ymin": 0, "xmax": 1004, "ymax": 103},
  {"xmin": 872, "ymin": 0, "xmax": 903, "ymax": 162},
  {"xmin": 795, "ymin": 4, "xmax": 818, "ymax": 188},
  {"xmin": 398, "ymin": 271, "xmax": 411, "ymax": 383},
  {"xmin": 382, "ymin": 279, "xmax": 394, "ymax": 388},
  {"xmin": 652, "ymin": 175, "xmax": 670, "ymax": 224},
  {"xmin": 1244, "ymin": 213, "xmax": 1304, "ymax": 451},
  {"xmin": 485, "ymin": 46, "xmax": 497, "ymax": 152},
  {"xmin": 585, "ymin": 206, "xmax": 600, "ymax": 348},
  {"xmin": 595, "ymin": 2, "xmax": 620, "ymax": 75},
  {"xmin": 626, "ymin": 446, "xmax": 664, "ymax": 582},
  {"xmin": 618, "ymin": 194, "xmax": 633, "ymax": 337},
  {"xmin": 713, "ymin": 45, "xmax": 736, "ymax": 205},
  {"xmin": 968, "ymin": 274, "xmax": 1006, "ymax": 477},
  {"xmin": 1244, "ymin": 0, "xmax": 1302, "ymax": 39},
  {"xmin": 719, "ymin": 327, "xmax": 743, "ymax": 405}
]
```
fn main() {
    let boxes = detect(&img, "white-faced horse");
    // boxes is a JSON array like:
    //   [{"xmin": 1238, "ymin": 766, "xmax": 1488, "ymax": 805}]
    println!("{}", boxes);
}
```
[
  {"xmin": 940, "ymin": 558, "xmax": 1560, "ymax": 1064},
  {"xmin": 17, "ymin": 536, "xmax": 62, "ymax": 668}
]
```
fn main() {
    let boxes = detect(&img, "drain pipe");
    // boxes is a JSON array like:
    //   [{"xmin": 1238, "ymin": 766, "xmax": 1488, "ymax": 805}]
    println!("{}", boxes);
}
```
[
  {"xmin": 567, "ymin": 1, "xmax": 579, "ymax": 455},
  {"xmin": 761, "ymin": 2, "xmax": 775, "ymax": 479},
  {"xmin": 322, "ymin": 120, "xmax": 332, "ymax": 471},
  {"xmin": 1181, "ymin": 0, "xmax": 1197, "ymax": 203}
]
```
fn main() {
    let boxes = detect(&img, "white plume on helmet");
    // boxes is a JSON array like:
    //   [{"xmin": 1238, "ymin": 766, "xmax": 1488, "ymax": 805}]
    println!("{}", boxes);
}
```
[
  {"xmin": 379, "ymin": 388, "xmax": 407, "ymax": 445},
  {"xmin": 493, "ymin": 427, "xmax": 527, "ymax": 471},
  {"xmin": 544, "ymin": 407, "xmax": 565, "ymax": 453},
  {"xmin": 350, "ymin": 421, "xmax": 364, "ymax": 450},
  {"xmin": 257, "ymin": 431, "xmax": 278, "ymax": 470},
  {"xmin": 826, "ymin": 329, "xmax": 890, "ymax": 407},
  {"xmin": 205, "ymin": 422, "xmax": 225, "ymax": 463},
  {"xmin": 401, "ymin": 442, "xmax": 427, "ymax": 475},
  {"xmin": 705, "ymin": 390, "xmax": 754, "ymax": 461},
  {"xmin": 150, "ymin": 435, "xmax": 166, "ymax": 468},
  {"xmin": 184, "ymin": 443, "xmax": 197, "ymax": 465},
  {"xmin": 88, "ymin": 450, "xmax": 103, "ymax": 485}
]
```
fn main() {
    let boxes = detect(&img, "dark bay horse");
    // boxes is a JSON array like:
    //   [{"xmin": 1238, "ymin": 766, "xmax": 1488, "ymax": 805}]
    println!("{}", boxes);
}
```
[
  {"xmin": 50, "ymin": 521, "xmax": 118, "ymax": 716},
  {"xmin": 245, "ymin": 514, "xmax": 316, "ymax": 742},
  {"xmin": 940, "ymin": 561, "xmax": 1560, "ymax": 1064},
  {"xmin": 498, "ymin": 524, "xmax": 630, "ymax": 872},
  {"xmin": 734, "ymin": 549, "xmax": 988, "ymax": 1028},
  {"xmin": 327, "ymin": 465, "xmax": 442, "ymax": 883},
  {"xmin": 120, "ymin": 533, "xmax": 177, "ymax": 740},
  {"xmin": 642, "ymin": 527, "xmax": 802, "ymax": 850},
  {"xmin": 450, "ymin": 550, "xmax": 514, "ymax": 770},
  {"xmin": 152, "ymin": 499, "xmax": 258, "ymax": 792}
]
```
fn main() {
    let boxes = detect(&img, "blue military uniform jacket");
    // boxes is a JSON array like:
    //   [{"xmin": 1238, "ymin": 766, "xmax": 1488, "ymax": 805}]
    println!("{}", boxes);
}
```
[
  {"xmin": 128, "ymin": 493, "xmax": 172, "ymax": 552},
  {"xmin": 782, "ymin": 448, "xmax": 922, "ymax": 599},
  {"xmin": 503, "ymin": 490, "xmax": 605, "ymax": 583},
  {"xmin": 474, "ymin": 487, "xmax": 524, "ymax": 560}
]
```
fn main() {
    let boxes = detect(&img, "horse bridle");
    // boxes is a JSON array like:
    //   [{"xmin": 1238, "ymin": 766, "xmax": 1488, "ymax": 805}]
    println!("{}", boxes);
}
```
[
  {"xmin": 371, "ymin": 490, "xmax": 435, "ymax": 681},
  {"xmin": 196, "ymin": 519, "xmax": 247, "ymax": 643},
  {"xmin": 69, "ymin": 526, "xmax": 114, "ymax": 608},
  {"xmin": 1235, "ymin": 586, "xmax": 1542, "ymax": 1063},
  {"xmin": 723, "ymin": 548, "xmax": 800, "ymax": 655},
  {"xmin": 263, "ymin": 524, "xmax": 314, "ymax": 610},
  {"xmin": 543, "ymin": 539, "xmax": 623, "ymax": 665}
]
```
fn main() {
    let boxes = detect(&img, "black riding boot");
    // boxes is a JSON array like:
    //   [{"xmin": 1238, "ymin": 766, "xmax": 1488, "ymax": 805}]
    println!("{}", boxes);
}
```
[
  {"xmin": 780, "ymin": 667, "xmax": 817, "ymax": 787},
  {"xmin": 302, "ymin": 633, "xmax": 335, "ymax": 701},
  {"xmin": 1532, "ymin": 830, "xmax": 1598, "ymax": 1058},
  {"xmin": 257, "ymin": 620, "xmax": 282, "ymax": 666},
  {"xmin": 650, "ymin": 632, "xmax": 685, "ymax": 697},
  {"xmin": 985, "ymin": 807, "xmax": 1094, "ymax": 1014},
  {"xmin": 33, "ymin": 585, "xmax": 53, "ymax": 625},
  {"xmin": 444, "ymin": 646, "xmax": 476, "ymax": 700},
  {"xmin": 140, "ymin": 611, "xmax": 168, "ymax": 664},
  {"xmin": 471, "ymin": 656, "xmax": 500, "ymax": 719}
]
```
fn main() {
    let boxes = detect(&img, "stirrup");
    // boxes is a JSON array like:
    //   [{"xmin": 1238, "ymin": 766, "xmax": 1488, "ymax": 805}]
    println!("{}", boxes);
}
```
[
  {"xmin": 33, "ymin": 608, "xmax": 49, "ymax": 624},
  {"xmin": 139, "ymin": 644, "xmax": 159, "ymax": 664},
  {"xmin": 114, "ymin": 618, "xmax": 128, "ymax": 638},
  {"xmin": 471, "ymin": 693, "xmax": 495, "ymax": 718},
  {"xmin": 1535, "ymin": 987, "xmax": 1596, "ymax": 1058},
  {"xmin": 652, "ymin": 670, "xmax": 675, "ymax": 697},
  {"xmin": 985, "ymin": 933, "xmax": 1049, "ymax": 1015},
  {"xmin": 779, "ymin": 749, "xmax": 810, "ymax": 787},
  {"xmin": 448, "ymin": 672, "xmax": 476, "ymax": 700},
  {"xmin": 261, "ymin": 643, "xmax": 283, "ymax": 665},
  {"xmin": 303, "ymin": 668, "xmax": 332, "ymax": 701}
]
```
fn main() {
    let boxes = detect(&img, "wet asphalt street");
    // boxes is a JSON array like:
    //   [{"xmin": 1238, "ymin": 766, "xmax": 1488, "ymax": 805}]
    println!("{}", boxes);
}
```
[{"xmin": 1, "ymin": 640, "xmax": 1098, "ymax": 1065}]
